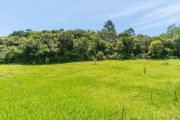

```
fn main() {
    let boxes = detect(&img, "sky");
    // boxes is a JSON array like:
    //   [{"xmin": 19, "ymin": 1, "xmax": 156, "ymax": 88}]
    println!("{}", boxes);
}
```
[{"xmin": 0, "ymin": 0, "xmax": 180, "ymax": 37}]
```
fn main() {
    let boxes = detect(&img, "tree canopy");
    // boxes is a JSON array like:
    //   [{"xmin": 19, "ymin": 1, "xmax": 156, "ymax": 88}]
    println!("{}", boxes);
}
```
[
  {"xmin": 0, "ymin": 22, "xmax": 180, "ymax": 64},
  {"xmin": 103, "ymin": 20, "xmax": 116, "ymax": 33}
]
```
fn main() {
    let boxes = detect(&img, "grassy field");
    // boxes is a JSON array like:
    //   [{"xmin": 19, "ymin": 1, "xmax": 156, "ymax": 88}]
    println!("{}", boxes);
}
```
[{"xmin": 0, "ymin": 60, "xmax": 180, "ymax": 120}]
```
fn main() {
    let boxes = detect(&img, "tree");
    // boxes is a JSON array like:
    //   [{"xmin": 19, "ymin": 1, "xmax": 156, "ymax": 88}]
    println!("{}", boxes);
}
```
[
  {"xmin": 96, "ymin": 51, "xmax": 104, "ymax": 60},
  {"xmin": 119, "ymin": 28, "xmax": 135, "ymax": 37},
  {"xmin": 148, "ymin": 40, "xmax": 163, "ymax": 57},
  {"xmin": 98, "ymin": 29, "xmax": 117, "ymax": 40},
  {"xmin": 166, "ymin": 24, "xmax": 176, "ymax": 38},
  {"xmin": 165, "ymin": 24, "xmax": 180, "ymax": 39},
  {"xmin": 103, "ymin": 20, "xmax": 116, "ymax": 32},
  {"xmin": 157, "ymin": 24, "xmax": 180, "ymax": 57},
  {"xmin": 121, "ymin": 36, "xmax": 134, "ymax": 57},
  {"xmin": 173, "ymin": 34, "xmax": 180, "ymax": 56},
  {"xmin": 126, "ymin": 28, "xmax": 135, "ymax": 36},
  {"xmin": 58, "ymin": 31, "xmax": 74, "ymax": 51},
  {"xmin": 9, "ymin": 30, "xmax": 25, "ymax": 37},
  {"xmin": 105, "ymin": 42, "xmax": 114, "ymax": 55},
  {"xmin": 23, "ymin": 37, "xmax": 39, "ymax": 64},
  {"xmin": 73, "ymin": 37, "xmax": 90, "ymax": 61},
  {"xmin": 133, "ymin": 34, "xmax": 152, "ymax": 57},
  {"xmin": 4, "ymin": 46, "xmax": 22, "ymax": 63},
  {"xmin": 0, "ymin": 39, "xmax": 6, "ymax": 63},
  {"xmin": 115, "ymin": 39, "xmax": 123, "ymax": 53},
  {"xmin": 98, "ymin": 20, "xmax": 117, "ymax": 41}
]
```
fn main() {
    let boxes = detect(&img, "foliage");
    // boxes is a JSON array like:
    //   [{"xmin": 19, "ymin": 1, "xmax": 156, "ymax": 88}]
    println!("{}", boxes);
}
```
[
  {"xmin": 103, "ymin": 20, "xmax": 116, "ymax": 33},
  {"xmin": 148, "ymin": 40, "xmax": 163, "ymax": 57},
  {"xmin": 96, "ymin": 51, "xmax": 104, "ymax": 60},
  {"xmin": 0, "ymin": 22, "xmax": 180, "ymax": 64}
]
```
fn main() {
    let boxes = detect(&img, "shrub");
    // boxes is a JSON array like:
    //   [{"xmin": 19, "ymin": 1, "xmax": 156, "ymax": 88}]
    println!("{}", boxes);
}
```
[{"xmin": 96, "ymin": 51, "xmax": 104, "ymax": 61}]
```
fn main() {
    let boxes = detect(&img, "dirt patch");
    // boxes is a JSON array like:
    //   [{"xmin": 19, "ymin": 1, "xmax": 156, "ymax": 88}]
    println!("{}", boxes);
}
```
[{"xmin": 171, "ymin": 116, "xmax": 180, "ymax": 120}]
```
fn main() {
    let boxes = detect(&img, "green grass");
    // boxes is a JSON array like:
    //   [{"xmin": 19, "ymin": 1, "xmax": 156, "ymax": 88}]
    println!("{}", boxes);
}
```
[{"xmin": 0, "ymin": 60, "xmax": 180, "ymax": 120}]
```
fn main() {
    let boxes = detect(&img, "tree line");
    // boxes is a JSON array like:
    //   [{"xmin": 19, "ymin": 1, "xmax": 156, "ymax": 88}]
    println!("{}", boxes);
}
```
[{"xmin": 0, "ymin": 20, "xmax": 180, "ymax": 64}]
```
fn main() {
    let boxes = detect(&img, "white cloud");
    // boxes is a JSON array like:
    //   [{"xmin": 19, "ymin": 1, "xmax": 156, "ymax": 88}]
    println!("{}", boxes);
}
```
[
  {"xmin": 51, "ymin": 19, "xmax": 67, "ymax": 23},
  {"xmin": 136, "ymin": 16, "xmax": 180, "ymax": 29},
  {"xmin": 143, "ymin": 4, "xmax": 180, "ymax": 19},
  {"xmin": 109, "ymin": 1, "xmax": 162, "ymax": 19},
  {"xmin": 133, "ymin": 1, "xmax": 180, "ymax": 29}
]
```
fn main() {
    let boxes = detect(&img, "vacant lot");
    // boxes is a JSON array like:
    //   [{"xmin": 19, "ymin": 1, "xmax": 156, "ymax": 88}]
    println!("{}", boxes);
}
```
[{"xmin": 0, "ymin": 60, "xmax": 180, "ymax": 119}]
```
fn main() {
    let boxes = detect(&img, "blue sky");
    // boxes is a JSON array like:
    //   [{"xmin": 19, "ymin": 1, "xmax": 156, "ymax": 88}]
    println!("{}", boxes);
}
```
[{"xmin": 1, "ymin": 0, "xmax": 180, "ymax": 36}]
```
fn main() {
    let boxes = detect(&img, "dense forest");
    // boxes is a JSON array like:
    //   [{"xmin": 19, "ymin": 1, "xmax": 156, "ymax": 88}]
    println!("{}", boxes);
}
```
[{"xmin": 0, "ymin": 20, "xmax": 180, "ymax": 64}]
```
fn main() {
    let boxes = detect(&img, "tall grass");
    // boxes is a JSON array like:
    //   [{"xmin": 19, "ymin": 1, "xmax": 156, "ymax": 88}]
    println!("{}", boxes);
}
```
[{"xmin": 0, "ymin": 60, "xmax": 180, "ymax": 119}]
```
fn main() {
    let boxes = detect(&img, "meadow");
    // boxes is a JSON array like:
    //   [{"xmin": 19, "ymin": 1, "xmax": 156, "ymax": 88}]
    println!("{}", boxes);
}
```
[{"xmin": 0, "ymin": 60, "xmax": 180, "ymax": 120}]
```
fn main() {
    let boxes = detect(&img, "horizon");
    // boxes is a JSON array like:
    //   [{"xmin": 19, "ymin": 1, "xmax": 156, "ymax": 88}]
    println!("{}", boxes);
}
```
[{"xmin": 1, "ymin": 0, "xmax": 180, "ymax": 37}]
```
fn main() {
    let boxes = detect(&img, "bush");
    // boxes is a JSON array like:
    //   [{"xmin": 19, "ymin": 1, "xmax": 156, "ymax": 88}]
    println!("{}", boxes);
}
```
[
  {"xmin": 142, "ymin": 53, "xmax": 151, "ymax": 59},
  {"xmin": 111, "ymin": 52, "xmax": 122, "ymax": 59},
  {"xmin": 96, "ymin": 51, "xmax": 104, "ymax": 60}
]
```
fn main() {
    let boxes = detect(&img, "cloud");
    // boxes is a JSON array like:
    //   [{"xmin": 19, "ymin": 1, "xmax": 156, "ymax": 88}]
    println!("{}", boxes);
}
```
[
  {"xmin": 51, "ymin": 19, "xmax": 67, "ymax": 23},
  {"xmin": 133, "ymin": 1, "xmax": 180, "ymax": 29},
  {"xmin": 109, "ymin": 1, "xmax": 162, "ymax": 19},
  {"xmin": 143, "ymin": 5, "xmax": 180, "ymax": 19},
  {"xmin": 136, "ymin": 16, "xmax": 180, "ymax": 29}
]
